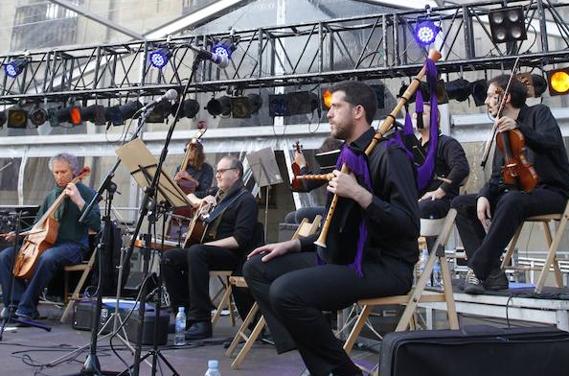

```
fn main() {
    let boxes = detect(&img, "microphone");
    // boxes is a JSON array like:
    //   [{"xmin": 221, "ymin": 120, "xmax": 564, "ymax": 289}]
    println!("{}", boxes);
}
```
[
  {"xmin": 187, "ymin": 45, "xmax": 230, "ymax": 69},
  {"xmin": 140, "ymin": 89, "xmax": 178, "ymax": 112}
]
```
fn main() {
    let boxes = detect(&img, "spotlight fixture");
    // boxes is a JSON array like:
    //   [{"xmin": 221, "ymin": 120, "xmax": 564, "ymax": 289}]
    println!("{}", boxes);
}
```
[
  {"xmin": 206, "ymin": 96, "xmax": 232, "ymax": 117},
  {"xmin": 370, "ymin": 84, "xmax": 385, "ymax": 109},
  {"xmin": 471, "ymin": 79, "xmax": 489, "ymax": 106},
  {"xmin": 445, "ymin": 78, "xmax": 472, "ymax": 102},
  {"xmin": 414, "ymin": 20, "xmax": 441, "ymax": 46},
  {"xmin": 547, "ymin": 67, "xmax": 569, "ymax": 96},
  {"xmin": 105, "ymin": 100, "xmax": 143, "ymax": 126},
  {"xmin": 231, "ymin": 96, "xmax": 252, "ymax": 119},
  {"xmin": 181, "ymin": 99, "xmax": 200, "ymax": 118},
  {"xmin": 148, "ymin": 47, "xmax": 172, "ymax": 69},
  {"xmin": 3, "ymin": 57, "xmax": 28, "ymax": 78},
  {"xmin": 51, "ymin": 105, "xmax": 82, "ymax": 126},
  {"xmin": 0, "ymin": 111, "xmax": 6, "ymax": 127},
  {"xmin": 211, "ymin": 38, "xmax": 236, "ymax": 66},
  {"xmin": 147, "ymin": 100, "xmax": 173, "ymax": 123},
  {"xmin": 81, "ymin": 104, "xmax": 106, "ymax": 125},
  {"xmin": 488, "ymin": 6, "xmax": 527, "ymax": 44},
  {"xmin": 29, "ymin": 107, "xmax": 48, "ymax": 127},
  {"xmin": 247, "ymin": 94, "xmax": 263, "ymax": 114},
  {"xmin": 268, "ymin": 94, "xmax": 288, "ymax": 117},
  {"xmin": 517, "ymin": 73, "xmax": 548, "ymax": 98},
  {"xmin": 7, "ymin": 107, "xmax": 28, "ymax": 128},
  {"xmin": 321, "ymin": 88, "xmax": 333, "ymax": 110}
]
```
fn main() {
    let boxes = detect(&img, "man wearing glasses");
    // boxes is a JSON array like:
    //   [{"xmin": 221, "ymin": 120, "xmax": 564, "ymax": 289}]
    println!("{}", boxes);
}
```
[{"xmin": 161, "ymin": 155, "xmax": 258, "ymax": 340}]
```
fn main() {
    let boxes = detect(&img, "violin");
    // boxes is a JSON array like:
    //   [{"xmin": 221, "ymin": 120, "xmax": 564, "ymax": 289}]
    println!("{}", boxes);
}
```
[
  {"xmin": 494, "ymin": 88, "xmax": 539, "ymax": 192},
  {"xmin": 291, "ymin": 141, "xmax": 304, "ymax": 191}
]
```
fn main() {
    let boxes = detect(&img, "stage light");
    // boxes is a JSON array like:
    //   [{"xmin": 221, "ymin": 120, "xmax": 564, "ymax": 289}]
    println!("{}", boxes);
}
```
[
  {"xmin": 547, "ymin": 67, "xmax": 569, "ymax": 96},
  {"xmin": 105, "ymin": 100, "xmax": 143, "ymax": 126},
  {"xmin": 414, "ymin": 20, "xmax": 441, "ymax": 46},
  {"xmin": 370, "ymin": 84, "xmax": 385, "ymax": 109},
  {"xmin": 247, "ymin": 94, "xmax": 263, "ymax": 114},
  {"xmin": 322, "ymin": 88, "xmax": 333, "ymax": 110},
  {"xmin": 231, "ymin": 96, "xmax": 252, "ymax": 118},
  {"xmin": 268, "ymin": 94, "xmax": 288, "ymax": 117},
  {"xmin": 445, "ymin": 78, "xmax": 472, "ymax": 102},
  {"xmin": 29, "ymin": 107, "xmax": 48, "ymax": 126},
  {"xmin": 3, "ymin": 58, "xmax": 28, "ymax": 78},
  {"xmin": 287, "ymin": 91, "xmax": 317, "ymax": 116},
  {"xmin": 51, "ymin": 105, "xmax": 82, "ymax": 126},
  {"xmin": 149, "ymin": 48, "xmax": 172, "ymax": 69},
  {"xmin": 81, "ymin": 104, "xmax": 106, "ymax": 125},
  {"xmin": 206, "ymin": 96, "xmax": 232, "ymax": 117},
  {"xmin": 181, "ymin": 99, "xmax": 200, "ymax": 118},
  {"xmin": 0, "ymin": 111, "xmax": 6, "ymax": 127},
  {"xmin": 147, "ymin": 100, "xmax": 173, "ymax": 123},
  {"xmin": 211, "ymin": 38, "xmax": 236, "ymax": 64},
  {"xmin": 7, "ymin": 107, "xmax": 28, "ymax": 128},
  {"xmin": 471, "ymin": 79, "xmax": 488, "ymax": 106},
  {"xmin": 488, "ymin": 6, "xmax": 527, "ymax": 44}
]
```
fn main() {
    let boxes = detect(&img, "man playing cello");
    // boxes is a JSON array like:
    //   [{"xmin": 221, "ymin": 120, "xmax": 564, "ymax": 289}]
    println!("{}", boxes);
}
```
[{"xmin": 0, "ymin": 153, "xmax": 100, "ymax": 320}]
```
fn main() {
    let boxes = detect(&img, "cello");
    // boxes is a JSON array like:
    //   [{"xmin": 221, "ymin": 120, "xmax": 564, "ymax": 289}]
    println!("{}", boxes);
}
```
[
  {"xmin": 169, "ymin": 127, "xmax": 207, "ymax": 239},
  {"xmin": 12, "ymin": 167, "xmax": 91, "ymax": 280}
]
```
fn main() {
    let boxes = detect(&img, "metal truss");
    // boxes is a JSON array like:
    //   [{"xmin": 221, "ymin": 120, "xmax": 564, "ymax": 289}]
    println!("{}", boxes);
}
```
[{"xmin": 1, "ymin": 0, "xmax": 569, "ymax": 105}]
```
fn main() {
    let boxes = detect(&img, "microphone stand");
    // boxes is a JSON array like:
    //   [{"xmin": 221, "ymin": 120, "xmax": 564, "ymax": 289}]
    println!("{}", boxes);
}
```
[
  {"xmin": 0, "ymin": 211, "xmax": 51, "ymax": 341},
  {"xmin": 117, "ymin": 56, "xmax": 203, "ymax": 376}
]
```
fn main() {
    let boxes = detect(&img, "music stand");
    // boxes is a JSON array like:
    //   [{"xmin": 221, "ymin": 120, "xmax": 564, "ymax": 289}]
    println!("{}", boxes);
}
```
[
  {"xmin": 246, "ymin": 148, "xmax": 283, "ymax": 237},
  {"xmin": 116, "ymin": 138, "xmax": 189, "ymax": 376},
  {"xmin": 116, "ymin": 138, "xmax": 190, "ymax": 209}
]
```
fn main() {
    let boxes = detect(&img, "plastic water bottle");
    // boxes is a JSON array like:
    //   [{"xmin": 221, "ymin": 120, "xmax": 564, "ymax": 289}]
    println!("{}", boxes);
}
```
[
  {"xmin": 432, "ymin": 259, "xmax": 442, "ymax": 288},
  {"xmin": 174, "ymin": 307, "xmax": 186, "ymax": 346},
  {"xmin": 205, "ymin": 359, "xmax": 221, "ymax": 376},
  {"xmin": 417, "ymin": 239, "xmax": 430, "ymax": 286}
]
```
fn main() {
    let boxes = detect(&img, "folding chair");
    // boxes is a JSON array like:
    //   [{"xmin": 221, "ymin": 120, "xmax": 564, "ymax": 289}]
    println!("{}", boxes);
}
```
[
  {"xmin": 225, "ymin": 215, "xmax": 322, "ymax": 369},
  {"xmin": 501, "ymin": 200, "xmax": 569, "ymax": 294},
  {"xmin": 343, "ymin": 209, "xmax": 459, "ymax": 354},
  {"xmin": 60, "ymin": 247, "xmax": 98, "ymax": 323}
]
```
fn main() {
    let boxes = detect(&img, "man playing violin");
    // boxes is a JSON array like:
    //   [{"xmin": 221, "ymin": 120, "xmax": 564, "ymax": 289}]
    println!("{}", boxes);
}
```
[
  {"xmin": 243, "ymin": 81, "xmax": 419, "ymax": 376},
  {"xmin": 0, "ymin": 153, "xmax": 100, "ymax": 320},
  {"xmin": 161, "ymin": 155, "xmax": 257, "ymax": 340},
  {"xmin": 451, "ymin": 75, "xmax": 569, "ymax": 294}
]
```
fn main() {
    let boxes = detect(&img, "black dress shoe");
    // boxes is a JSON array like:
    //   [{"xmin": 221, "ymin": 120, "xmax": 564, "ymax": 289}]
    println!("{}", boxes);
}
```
[{"xmin": 185, "ymin": 321, "xmax": 212, "ymax": 340}]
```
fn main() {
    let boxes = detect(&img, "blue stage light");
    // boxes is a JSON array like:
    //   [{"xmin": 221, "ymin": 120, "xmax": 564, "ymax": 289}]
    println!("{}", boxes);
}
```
[
  {"xmin": 148, "ymin": 48, "xmax": 172, "ymax": 69},
  {"xmin": 414, "ymin": 20, "xmax": 440, "ymax": 46},
  {"xmin": 3, "ymin": 58, "xmax": 28, "ymax": 78}
]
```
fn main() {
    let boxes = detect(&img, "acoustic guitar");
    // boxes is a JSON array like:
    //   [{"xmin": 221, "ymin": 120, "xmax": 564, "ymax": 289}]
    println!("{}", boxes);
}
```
[
  {"xmin": 12, "ymin": 167, "xmax": 91, "ymax": 280},
  {"xmin": 182, "ymin": 192, "xmax": 219, "ymax": 248}
]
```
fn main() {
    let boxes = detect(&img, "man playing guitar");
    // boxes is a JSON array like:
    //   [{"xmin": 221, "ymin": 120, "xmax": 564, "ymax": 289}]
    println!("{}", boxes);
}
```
[
  {"xmin": 161, "ymin": 155, "xmax": 258, "ymax": 340},
  {"xmin": 0, "ymin": 153, "xmax": 100, "ymax": 321}
]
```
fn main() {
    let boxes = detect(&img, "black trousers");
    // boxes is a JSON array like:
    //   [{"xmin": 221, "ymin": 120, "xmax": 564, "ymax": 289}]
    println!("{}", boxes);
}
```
[
  {"xmin": 243, "ymin": 252, "xmax": 413, "ymax": 376},
  {"xmin": 451, "ymin": 188, "xmax": 566, "ymax": 279},
  {"xmin": 161, "ymin": 244, "xmax": 242, "ymax": 322}
]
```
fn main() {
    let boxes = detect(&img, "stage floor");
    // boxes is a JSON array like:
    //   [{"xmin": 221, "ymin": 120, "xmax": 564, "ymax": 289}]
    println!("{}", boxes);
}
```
[{"xmin": 0, "ymin": 305, "xmax": 379, "ymax": 376}]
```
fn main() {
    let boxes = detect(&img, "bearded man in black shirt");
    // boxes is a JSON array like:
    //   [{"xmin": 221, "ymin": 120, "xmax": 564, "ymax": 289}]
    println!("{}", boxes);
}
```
[{"xmin": 243, "ymin": 81, "xmax": 419, "ymax": 376}]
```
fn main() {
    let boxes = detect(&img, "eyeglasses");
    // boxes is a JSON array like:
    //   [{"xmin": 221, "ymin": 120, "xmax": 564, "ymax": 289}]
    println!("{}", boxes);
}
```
[{"xmin": 216, "ymin": 167, "xmax": 237, "ymax": 175}]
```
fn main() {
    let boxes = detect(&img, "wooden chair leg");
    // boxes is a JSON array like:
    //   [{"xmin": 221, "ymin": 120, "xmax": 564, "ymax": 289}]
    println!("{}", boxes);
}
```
[
  {"xmin": 60, "ymin": 250, "xmax": 97, "ymax": 323},
  {"xmin": 536, "ymin": 212, "xmax": 569, "ymax": 293},
  {"xmin": 226, "ymin": 303, "xmax": 259, "ymax": 357},
  {"xmin": 501, "ymin": 225, "xmax": 523, "ymax": 270},
  {"xmin": 211, "ymin": 283, "xmax": 232, "ymax": 327},
  {"xmin": 231, "ymin": 316, "xmax": 266, "ymax": 370},
  {"xmin": 343, "ymin": 304, "xmax": 372, "ymax": 354}
]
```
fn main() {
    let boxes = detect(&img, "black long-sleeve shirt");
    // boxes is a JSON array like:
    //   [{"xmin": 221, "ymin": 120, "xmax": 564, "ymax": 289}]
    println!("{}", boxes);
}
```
[
  {"xmin": 300, "ymin": 127, "xmax": 420, "ymax": 266},
  {"xmin": 480, "ymin": 104, "xmax": 569, "ymax": 200},
  {"xmin": 414, "ymin": 134, "xmax": 470, "ymax": 198},
  {"xmin": 197, "ymin": 182, "xmax": 258, "ymax": 254}
]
